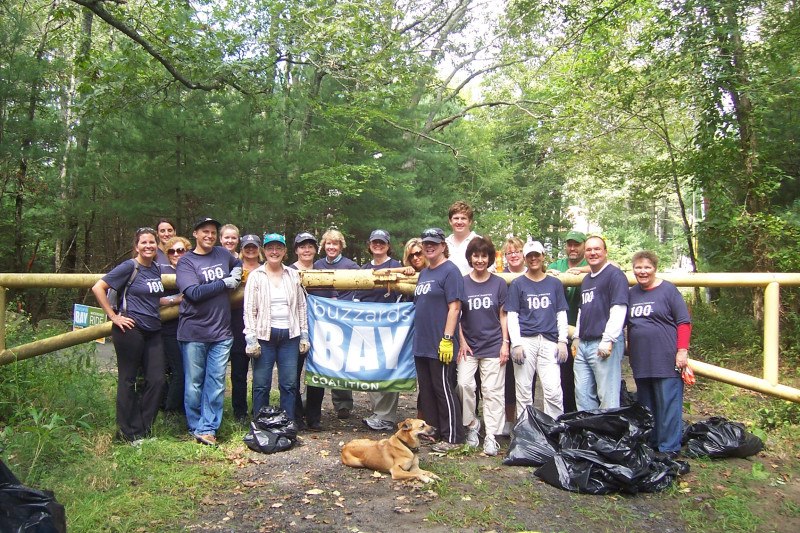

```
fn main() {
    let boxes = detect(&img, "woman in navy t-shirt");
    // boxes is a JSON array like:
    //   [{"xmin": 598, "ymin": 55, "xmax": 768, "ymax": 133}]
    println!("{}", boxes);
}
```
[
  {"xmin": 628, "ymin": 251, "xmax": 691, "ymax": 457},
  {"xmin": 413, "ymin": 228, "xmax": 465, "ymax": 451},
  {"xmin": 92, "ymin": 227, "xmax": 166, "ymax": 444}
]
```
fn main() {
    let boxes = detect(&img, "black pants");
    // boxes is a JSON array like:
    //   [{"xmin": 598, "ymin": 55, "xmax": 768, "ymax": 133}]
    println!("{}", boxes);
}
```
[
  {"xmin": 303, "ymin": 386, "xmax": 352, "ymax": 423},
  {"xmin": 415, "ymin": 356, "xmax": 464, "ymax": 444},
  {"xmin": 112, "ymin": 325, "xmax": 165, "ymax": 440},
  {"xmin": 230, "ymin": 347, "xmax": 250, "ymax": 419},
  {"xmin": 161, "ymin": 332, "xmax": 185, "ymax": 413}
]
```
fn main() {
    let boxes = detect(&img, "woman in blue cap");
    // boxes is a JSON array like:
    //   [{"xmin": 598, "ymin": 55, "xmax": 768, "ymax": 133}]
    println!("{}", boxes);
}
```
[{"xmin": 243, "ymin": 233, "xmax": 310, "ymax": 420}]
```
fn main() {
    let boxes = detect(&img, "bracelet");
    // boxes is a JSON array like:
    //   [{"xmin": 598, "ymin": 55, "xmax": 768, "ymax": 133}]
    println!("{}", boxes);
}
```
[{"xmin": 503, "ymin": 339, "xmax": 510, "ymax": 343}]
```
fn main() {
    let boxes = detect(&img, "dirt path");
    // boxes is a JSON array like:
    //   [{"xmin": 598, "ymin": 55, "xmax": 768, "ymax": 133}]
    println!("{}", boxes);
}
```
[
  {"xmin": 92, "ymin": 346, "xmax": 798, "ymax": 532},
  {"xmin": 180, "ymin": 392, "xmax": 694, "ymax": 533}
]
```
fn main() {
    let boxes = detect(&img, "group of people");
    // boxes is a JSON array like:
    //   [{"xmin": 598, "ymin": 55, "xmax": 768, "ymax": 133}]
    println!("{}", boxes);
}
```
[{"xmin": 92, "ymin": 201, "xmax": 691, "ymax": 459}]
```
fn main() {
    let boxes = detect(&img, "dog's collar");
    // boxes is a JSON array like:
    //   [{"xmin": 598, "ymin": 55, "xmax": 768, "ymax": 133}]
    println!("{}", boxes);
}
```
[{"xmin": 399, "ymin": 438, "xmax": 419, "ymax": 453}]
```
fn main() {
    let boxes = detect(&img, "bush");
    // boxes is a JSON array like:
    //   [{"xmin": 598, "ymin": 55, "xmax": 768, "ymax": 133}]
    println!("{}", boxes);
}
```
[
  {"xmin": 1, "ymin": 312, "xmax": 114, "ymax": 484},
  {"xmin": 689, "ymin": 299, "xmax": 761, "ymax": 368},
  {"xmin": 757, "ymin": 400, "xmax": 800, "ymax": 430}
]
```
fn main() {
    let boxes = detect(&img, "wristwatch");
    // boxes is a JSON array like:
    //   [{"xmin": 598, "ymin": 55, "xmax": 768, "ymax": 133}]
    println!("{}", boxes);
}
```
[{"xmin": 443, "ymin": 334, "xmax": 453, "ymax": 341}]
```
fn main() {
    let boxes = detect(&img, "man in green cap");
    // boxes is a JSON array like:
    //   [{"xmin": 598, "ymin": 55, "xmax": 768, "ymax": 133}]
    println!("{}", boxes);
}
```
[{"xmin": 546, "ymin": 230, "xmax": 590, "ymax": 412}]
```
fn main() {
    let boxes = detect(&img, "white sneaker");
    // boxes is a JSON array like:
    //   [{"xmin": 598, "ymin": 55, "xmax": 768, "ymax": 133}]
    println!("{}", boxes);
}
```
[
  {"xmin": 465, "ymin": 419, "xmax": 481, "ymax": 447},
  {"xmin": 483, "ymin": 435, "xmax": 499, "ymax": 456}
]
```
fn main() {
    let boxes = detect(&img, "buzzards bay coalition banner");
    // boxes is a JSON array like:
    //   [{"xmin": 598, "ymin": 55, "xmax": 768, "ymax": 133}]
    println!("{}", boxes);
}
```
[{"xmin": 305, "ymin": 296, "xmax": 417, "ymax": 392}]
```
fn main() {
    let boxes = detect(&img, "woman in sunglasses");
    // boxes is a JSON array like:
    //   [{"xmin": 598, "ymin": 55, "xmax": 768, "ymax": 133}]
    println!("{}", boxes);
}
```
[
  {"xmin": 160, "ymin": 236, "xmax": 191, "ymax": 417},
  {"xmin": 403, "ymin": 238, "xmax": 428, "ymax": 276},
  {"xmin": 92, "ymin": 227, "xmax": 167, "ymax": 444},
  {"xmin": 413, "ymin": 228, "xmax": 465, "ymax": 452}
]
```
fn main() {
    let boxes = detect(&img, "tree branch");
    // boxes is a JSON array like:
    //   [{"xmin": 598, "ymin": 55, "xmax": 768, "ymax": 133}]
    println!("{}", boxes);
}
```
[
  {"xmin": 382, "ymin": 119, "xmax": 460, "ymax": 157},
  {"xmin": 69, "ymin": 0, "xmax": 228, "ymax": 91}
]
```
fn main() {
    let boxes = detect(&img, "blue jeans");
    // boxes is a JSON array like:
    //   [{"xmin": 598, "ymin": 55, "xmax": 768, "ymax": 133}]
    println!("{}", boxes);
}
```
[
  {"xmin": 635, "ymin": 376, "xmax": 684, "ymax": 453},
  {"xmin": 181, "ymin": 339, "xmax": 232, "ymax": 435},
  {"xmin": 252, "ymin": 328, "xmax": 300, "ymax": 420},
  {"xmin": 574, "ymin": 338, "xmax": 624, "ymax": 411}
]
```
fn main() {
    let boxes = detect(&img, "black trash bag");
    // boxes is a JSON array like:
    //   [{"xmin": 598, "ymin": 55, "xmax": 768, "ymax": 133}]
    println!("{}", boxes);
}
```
[
  {"xmin": 252, "ymin": 406, "xmax": 299, "ymax": 441},
  {"xmin": 535, "ymin": 446, "xmax": 681, "ymax": 495},
  {"xmin": 503, "ymin": 407, "xmax": 563, "ymax": 466},
  {"xmin": 682, "ymin": 417, "xmax": 764, "ymax": 459},
  {"xmin": 558, "ymin": 404, "xmax": 654, "ymax": 464},
  {"xmin": 243, "ymin": 422, "xmax": 294, "ymax": 455},
  {"xmin": 0, "ymin": 459, "xmax": 67, "ymax": 533},
  {"xmin": 620, "ymin": 379, "xmax": 638, "ymax": 406}
]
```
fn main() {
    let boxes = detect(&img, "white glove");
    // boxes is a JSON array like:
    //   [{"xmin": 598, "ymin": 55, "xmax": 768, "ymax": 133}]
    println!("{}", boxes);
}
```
[
  {"xmin": 511, "ymin": 345, "xmax": 525, "ymax": 365},
  {"xmin": 556, "ymin": 341, "xmax": 569, "ymax": 363},
  {"xmin": 299, "ymin": 332, "xmax": 310, "ymax": 354},
  {"xmin": 245, "ymin": 334, "xmax": 261, "ymax": 358},
  {"xmin": 597, "ymin": 340, "xmax": 612, "ymax": 359},
  {"xmin": 223, "ymin": 275, "xmax": 241, "ymax": 290},
  {"xmin": 230, "ymin": 267, "xmax": 243, "ymax": 282}
]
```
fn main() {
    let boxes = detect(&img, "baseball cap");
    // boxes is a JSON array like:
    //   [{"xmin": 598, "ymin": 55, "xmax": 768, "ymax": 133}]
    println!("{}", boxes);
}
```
[
  {"xmin": 193, "ymin": 217, "xmax": 221, "ymax": 231},
  {"xmin": 294, "ymin": 232, "xmax": 317, "ymax": 248},
  {"xmin": 420, "ymin": 228, "xmax": 446, "ymax": 243},
  {"xmin": 369, "ymin": 229, "xmax": 390, "ymax": 243},
  {"xmin": 263, "ymin": 233, "xmax": 286, "ymax": 246},
  {"xmin": 565, "ymin": 230, "xmax": 587, "ymax": 243},
  {"xmin": 523, "ymin": 240, "xmax": 545, "ymax": 257},
  {"xmin": 240, "ymin": 234, "xmax": 260, "ymax": 247}
]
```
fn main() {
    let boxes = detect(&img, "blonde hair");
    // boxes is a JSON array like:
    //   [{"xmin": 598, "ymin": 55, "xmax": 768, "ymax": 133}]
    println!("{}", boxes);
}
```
[
  {"xmin": 320, "ymin": 228, "xmax": 346, "ymax": 250},
  {"xmin": 503, "ymin": 236, "xmax": 524, "ymax": 253},
  {"xmin": 239, "ymin": 243, "xmax": 265, "ymax": 263},
  {"xmin": 165, "ymin": 235, "xmax": 191, "ymax": 251},
  {"xmin": 219, "ymin": 224, "xmax": 240, "ymax": 239},
  {"xmin": 403, "ymin": 238, "xmax": 429, "ymax": 271}
]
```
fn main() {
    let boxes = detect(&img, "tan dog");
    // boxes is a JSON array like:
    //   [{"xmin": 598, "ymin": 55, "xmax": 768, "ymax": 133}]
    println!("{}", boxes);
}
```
[{"xmin": 341, "ymin": 418, "xmax": 441, "ymax": 483}]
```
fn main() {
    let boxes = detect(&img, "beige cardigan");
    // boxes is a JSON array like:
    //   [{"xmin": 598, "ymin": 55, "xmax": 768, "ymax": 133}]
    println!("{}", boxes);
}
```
[{"xmin": 243, "ymin": 264, "xmax": 308, "ymax": 341}]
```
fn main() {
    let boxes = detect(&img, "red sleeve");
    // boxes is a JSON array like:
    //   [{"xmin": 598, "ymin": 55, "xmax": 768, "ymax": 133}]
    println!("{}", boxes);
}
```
[{"xmin": 677, "ymin": 322, "xmax": 691, "ymax": 350}]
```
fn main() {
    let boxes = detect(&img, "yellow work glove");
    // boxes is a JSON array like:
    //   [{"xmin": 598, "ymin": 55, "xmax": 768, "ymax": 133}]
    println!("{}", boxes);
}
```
[{"xmin": 438, "ymin": 338, "xmax": 454, "ymax": 364}]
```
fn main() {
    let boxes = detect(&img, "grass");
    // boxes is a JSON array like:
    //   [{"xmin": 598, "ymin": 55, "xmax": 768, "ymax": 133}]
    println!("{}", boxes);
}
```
[
  {"xmin": 3, "ymin": 309, "xmax": 800, "ymax": 532},
  {"xmin": 0, "ymin": 317, "xmax": 248, "ymax": 532}
]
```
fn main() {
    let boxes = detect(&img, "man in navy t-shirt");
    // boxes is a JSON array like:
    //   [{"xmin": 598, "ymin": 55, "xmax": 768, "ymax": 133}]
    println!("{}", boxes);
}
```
[
  {"xmin": 177, "ymin": 217, "xmax": 242, "ymax": 446},
  {"xmin": 572, "ymin": 236, "xmax": 629, "ymax": 411}
]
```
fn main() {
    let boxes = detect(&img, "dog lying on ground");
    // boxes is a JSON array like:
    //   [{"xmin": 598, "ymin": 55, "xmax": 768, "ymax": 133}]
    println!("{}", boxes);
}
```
[{"xmin": 341, "ymin": 418, "xmax": 440, "ymax": 483}]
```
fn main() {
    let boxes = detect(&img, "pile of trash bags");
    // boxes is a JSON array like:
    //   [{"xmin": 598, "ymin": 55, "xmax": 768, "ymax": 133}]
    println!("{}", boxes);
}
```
[
  {"xmin": 504, "ymin": 404, "xmax": 685, "ymax": 494},
  {"xmin": 1, "ymin": 459, "xmax": 66, "ymax": 533},
  {"xmin": 243, "ymin": 406, "xmax": 299, "ymax": 454},
  {"xmin": 505, "ymin": 405, "xmax": 764, "ymax": 494}
]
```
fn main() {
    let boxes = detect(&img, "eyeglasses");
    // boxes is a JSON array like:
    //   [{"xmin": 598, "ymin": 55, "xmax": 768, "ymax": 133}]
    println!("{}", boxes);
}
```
[
  {"xmin": 409, "ymin": 251, "xmax": 423, "ymax": 258},
  {"xmin": 421, "ymin": 228, "xmax": 444, "ymax": 240},
  {"xmin": 504, "ymin": 250, "xmax": 522, "ymax": 256},
  {"xmin": 168, "ymin": 248, "xmax": 186, "ymax": 255}
]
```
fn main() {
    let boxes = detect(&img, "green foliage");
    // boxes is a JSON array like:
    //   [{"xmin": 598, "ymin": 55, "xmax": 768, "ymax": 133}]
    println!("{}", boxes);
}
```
[
  {"xmin": 757, "ymin": 400, "xmax": 800, "ymax": 430},
  {"xmin": 688, "ymin": 300, "xmax": 761, "ymax": 367},
  {"xmin": 1, "ymin": 316, "xmax": 110, "ymax": 484}
]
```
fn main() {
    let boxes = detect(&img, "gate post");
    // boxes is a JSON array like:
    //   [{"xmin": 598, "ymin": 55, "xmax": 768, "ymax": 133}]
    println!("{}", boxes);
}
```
[{"xmin": 764, "ymin": 282, "xmax": 780, "ymax": 386}]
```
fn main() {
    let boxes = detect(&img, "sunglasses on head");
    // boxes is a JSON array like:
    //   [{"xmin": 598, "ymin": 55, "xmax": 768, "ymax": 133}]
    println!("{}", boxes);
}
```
[
  {"xmin": 168, "ymin": 248, "xmax": 186, "ymax": 255},
  {"xmin": 137, "ymin": 227, "xmax": 155, "ymax": 234}
]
